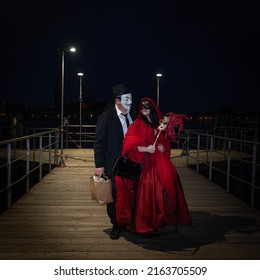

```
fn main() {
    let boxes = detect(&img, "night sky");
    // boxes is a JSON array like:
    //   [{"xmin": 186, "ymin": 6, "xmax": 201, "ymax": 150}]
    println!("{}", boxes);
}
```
[{"xmin": 1, "ymin": 0, "xmax": 259, "ymax": 114}]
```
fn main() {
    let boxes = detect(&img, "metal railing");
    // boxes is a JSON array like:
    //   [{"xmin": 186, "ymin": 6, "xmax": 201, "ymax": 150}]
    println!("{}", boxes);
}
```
[
  {"xmin": 0, "ymin": 124, "xmax": 96, "ymax": 149},
  {"xmin": 62, "ymin": 124, "xmax": 96, "ymax": 149},
  {"xmin": 0, "ymin": 124, "xmax": 259, "ymax": 212},
  {"xmin": 182, "ymin": 130, "xmax": 260, "ymax": 208},
  {"xmin": 0, "ymin": 129, "xmax": 59, "ymax": 212}
]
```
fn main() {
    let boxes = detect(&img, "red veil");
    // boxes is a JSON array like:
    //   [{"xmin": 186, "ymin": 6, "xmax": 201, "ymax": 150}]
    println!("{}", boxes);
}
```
[{"xmin": 115, "ymin": 97, "xmax": 191, "ymax": 233}]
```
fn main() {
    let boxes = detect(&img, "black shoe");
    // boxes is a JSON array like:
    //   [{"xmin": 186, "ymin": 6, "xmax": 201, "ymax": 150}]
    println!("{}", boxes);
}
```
[{"xmin": 110, "ymin": 225, "xmax": 121, "ymax": 240}]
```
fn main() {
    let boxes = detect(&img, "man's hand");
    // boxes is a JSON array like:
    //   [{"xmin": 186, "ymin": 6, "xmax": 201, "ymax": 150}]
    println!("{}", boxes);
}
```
[{"xmin": 95, "ymin": 167, "xmax": 105, "ymax": 176}]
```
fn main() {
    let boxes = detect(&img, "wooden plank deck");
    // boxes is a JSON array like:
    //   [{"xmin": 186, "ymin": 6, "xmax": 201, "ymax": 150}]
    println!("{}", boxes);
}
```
[{"xmin": 0, "ymin": 149, "xmax": 260, "ymax": 260}]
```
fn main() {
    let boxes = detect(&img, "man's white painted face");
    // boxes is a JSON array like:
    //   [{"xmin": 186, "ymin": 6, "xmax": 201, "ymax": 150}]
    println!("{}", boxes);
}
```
[{"xmin": 121, "ymin": 93, "xmax": 132, "ymax": 111}]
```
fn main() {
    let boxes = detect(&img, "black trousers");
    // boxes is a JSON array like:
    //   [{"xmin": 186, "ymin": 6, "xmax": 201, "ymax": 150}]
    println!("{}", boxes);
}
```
[{"xmin": 106, "ymin": 176, "xmax": 117, "ymax": 225}]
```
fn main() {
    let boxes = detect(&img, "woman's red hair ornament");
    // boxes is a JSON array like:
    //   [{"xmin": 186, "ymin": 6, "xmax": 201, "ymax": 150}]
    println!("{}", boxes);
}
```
[{"xmin": 153, "ymin": 112, "xmax": 189, "ymax": 146}]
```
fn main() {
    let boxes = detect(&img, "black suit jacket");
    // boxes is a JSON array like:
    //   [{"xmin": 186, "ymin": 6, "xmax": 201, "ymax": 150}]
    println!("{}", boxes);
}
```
[{"xmin": 94, "ymin": 106, "xmax": 138, "ymax": 176}]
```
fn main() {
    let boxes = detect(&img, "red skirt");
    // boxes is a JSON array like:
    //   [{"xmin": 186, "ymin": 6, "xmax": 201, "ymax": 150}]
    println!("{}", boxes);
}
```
[{"xmin": 116, "ymin": 151, "xmax": 192, "ymax": 233}]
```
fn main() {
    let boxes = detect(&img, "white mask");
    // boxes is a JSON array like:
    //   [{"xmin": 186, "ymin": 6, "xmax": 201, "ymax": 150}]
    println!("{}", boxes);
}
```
[{"xmin": 120, "ymin": 93, "xmax": 132, "ymax": 111}]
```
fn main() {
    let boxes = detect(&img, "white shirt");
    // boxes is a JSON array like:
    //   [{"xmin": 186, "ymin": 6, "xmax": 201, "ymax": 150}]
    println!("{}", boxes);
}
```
[{"xmin": 115, "ymin": 105, "xmax": 133, "ymax": 137}]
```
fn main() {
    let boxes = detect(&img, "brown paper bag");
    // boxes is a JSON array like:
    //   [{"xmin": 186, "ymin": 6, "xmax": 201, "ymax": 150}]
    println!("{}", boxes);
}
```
[{"xmin": 89, "ymin": 175, "xmax": 113, "ymax": 205}]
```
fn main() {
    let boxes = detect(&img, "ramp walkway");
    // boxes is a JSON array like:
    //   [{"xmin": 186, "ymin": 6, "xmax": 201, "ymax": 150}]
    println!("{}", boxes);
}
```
[{"xmin": 0, "ymin": 149, "xmax": 259, "ymax": 260}]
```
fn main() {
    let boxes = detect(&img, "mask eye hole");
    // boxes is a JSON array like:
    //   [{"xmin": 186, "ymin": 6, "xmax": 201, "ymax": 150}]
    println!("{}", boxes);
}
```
[{"xmin": 141, "ymin": 101, "xmax": 150, "ymax": 110}]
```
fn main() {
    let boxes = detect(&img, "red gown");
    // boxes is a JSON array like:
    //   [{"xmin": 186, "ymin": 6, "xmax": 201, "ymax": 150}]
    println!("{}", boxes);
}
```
[{"xmin": 115, "ymin": 117, "xmax": 192, "ymax": 234}]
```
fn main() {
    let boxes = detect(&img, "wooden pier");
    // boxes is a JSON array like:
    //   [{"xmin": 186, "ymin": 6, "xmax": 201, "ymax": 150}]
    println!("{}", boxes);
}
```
[{"xmin": 0, "ymin": 149, "xmax": 260, "ymax": 260}]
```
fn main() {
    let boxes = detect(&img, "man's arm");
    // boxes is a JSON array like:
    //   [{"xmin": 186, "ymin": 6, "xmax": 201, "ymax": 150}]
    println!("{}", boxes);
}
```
[{"xmin": 94, "ymin": 112, "xmax": 108, "ymax": 174}]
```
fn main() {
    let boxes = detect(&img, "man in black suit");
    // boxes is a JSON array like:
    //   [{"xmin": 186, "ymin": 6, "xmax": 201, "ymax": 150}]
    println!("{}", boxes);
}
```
[{"xmin": 94, "ymin": 83, "xmax": 137, "ymax": 239}]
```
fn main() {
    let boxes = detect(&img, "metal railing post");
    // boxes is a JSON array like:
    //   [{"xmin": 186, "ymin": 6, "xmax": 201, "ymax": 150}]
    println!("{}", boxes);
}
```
[
  {"xmin": 26, "ymin": 138, "xmax": 30, "ymax": 192},
  {"xmin": 7, "ymin": 143, "xmax": 12, "ymax": 209},
  {"xmin": 196, "ymin": 134, "xmax": 200, "ymax": 173},
  {"xmin": 55, "ymin": 131, "xmax": 59, "ymax": 166},
  {"xmin": 209, "ymin": 136, "xmax": 213, "ymax": 181},
  {"xmin": 48, "ymin": 133, "xmax": 52, "ymax": 171},
  {"xmin": 226, "ymin": 140, "xmax": 231, "ymax": 193},
  {"xmin": 186, "ymin": 132, "xmax": 190, "ymax": 165},
  {"xmin": 250, "ymin": 144, "xmax": 256, "ymax": 207},
  {"xmin": 39, "ymin": 136, "xmax": 43, "ymax": 181}
]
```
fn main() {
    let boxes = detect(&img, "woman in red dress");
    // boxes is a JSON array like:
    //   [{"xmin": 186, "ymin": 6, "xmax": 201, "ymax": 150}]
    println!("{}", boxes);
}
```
[{"xmin": 115, "ymin": 97, "xmax": 192, "ymax": 234}]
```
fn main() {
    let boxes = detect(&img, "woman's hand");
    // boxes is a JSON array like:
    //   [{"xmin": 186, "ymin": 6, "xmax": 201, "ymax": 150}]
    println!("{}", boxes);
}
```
[
  {"xmin": 137, "ymin": 145, "xmax": 155, "ymax": 153},
  {"xmin": 146, "ymin": 145, "xmax": 156, "ymax": 153},
  {"xmin": 157, "ymin": 144, "xmax": 166, "ymax": 153}
]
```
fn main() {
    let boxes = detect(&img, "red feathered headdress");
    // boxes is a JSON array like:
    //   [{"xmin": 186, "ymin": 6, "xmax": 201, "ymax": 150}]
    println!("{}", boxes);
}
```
[{"xmin": 162, "ymin": 112, "xmax": 189, "ymax": 143}]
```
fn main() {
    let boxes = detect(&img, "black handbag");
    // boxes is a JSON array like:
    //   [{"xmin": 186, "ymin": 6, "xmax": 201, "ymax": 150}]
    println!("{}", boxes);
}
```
[{"xmin": 112, "ymin": 155, "xmax": 142, "ymax": 181}]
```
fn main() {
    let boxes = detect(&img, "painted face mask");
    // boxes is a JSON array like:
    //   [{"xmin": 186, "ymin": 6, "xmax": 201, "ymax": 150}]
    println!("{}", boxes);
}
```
[
  {"xmin": 120, "ymin": 93, "xmax": 132, "ymax": 111},
  {"xmin": 141, "ymin": 100, "xmax": 155, "ymax": 111},
  {"xmin": 141, "ymin": 100, "xmax": 152, "ymax": 110}
]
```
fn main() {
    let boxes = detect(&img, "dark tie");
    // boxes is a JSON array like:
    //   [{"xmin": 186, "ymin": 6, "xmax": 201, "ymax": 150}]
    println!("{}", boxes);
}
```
[{"xmin": 121, "ymin": 113, "xmax": 130, "ymax": 127}]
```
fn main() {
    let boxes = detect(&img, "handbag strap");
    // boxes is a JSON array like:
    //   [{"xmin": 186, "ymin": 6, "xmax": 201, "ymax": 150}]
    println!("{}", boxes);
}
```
[{"xmin": 123, "ymin": 151, "xmax": 148, "ymax": 167}]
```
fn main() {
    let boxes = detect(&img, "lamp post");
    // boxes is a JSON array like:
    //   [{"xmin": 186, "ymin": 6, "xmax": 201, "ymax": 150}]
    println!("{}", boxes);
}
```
[
  {"xmin": 77, "ymin": 72, "xmax": 84, "ymax": 148},
  {"xmin": 58, "ymin": 47, "xmax": 76, "ymax": 157},
  {"xmin": 156, "ymin": 73, "xmax": 162, "ymax": 107}
]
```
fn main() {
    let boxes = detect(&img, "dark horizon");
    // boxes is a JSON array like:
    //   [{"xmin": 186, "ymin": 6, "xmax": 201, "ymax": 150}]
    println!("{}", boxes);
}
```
[{"xmin": 2, "ymin": 97, "xmax": 260, "ymax": 115}]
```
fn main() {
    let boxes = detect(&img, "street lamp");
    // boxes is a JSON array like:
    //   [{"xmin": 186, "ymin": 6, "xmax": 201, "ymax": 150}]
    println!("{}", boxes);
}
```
[
  {"xmin": 77, "ymin": 72, "xmax": 84, "ymax": 148},
  {"xmin": 156, "ymin": 73, "xmax": 162, "ymax": 107},
  {"xmin": 58, "ymin": 47, "xmax": 76, "ymax": 157}
]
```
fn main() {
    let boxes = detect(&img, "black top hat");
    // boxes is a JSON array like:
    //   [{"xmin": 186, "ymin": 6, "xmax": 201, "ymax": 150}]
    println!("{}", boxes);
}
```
[{"xmin": 113, "ymin": 83, "xmax": 132, "ymax": 99}]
